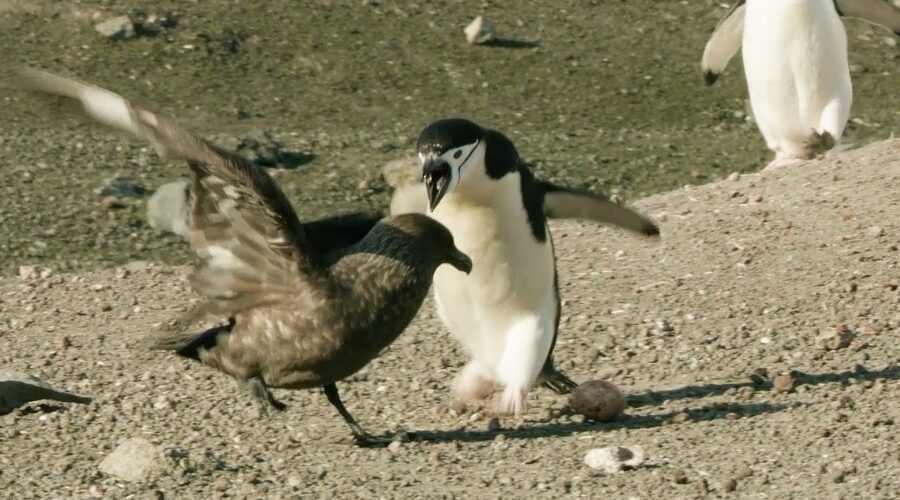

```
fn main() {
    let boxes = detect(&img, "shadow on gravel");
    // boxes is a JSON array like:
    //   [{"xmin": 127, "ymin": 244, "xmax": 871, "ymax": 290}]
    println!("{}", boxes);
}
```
[
  {"xmin": 17, "ymin": 403, "xmax": 69, "ymax": 415},
  {"xmin": 402, "ymin": 366, "xmax": 900, "ymax": 444},
  {"xmin": 408, "ymin": 402, "xmax": 785, "ymax": 444},
  {"xmin": 265, "ymin": 151, "xmax": 316, "ymax": 170},
  {"xmin": 482, "ymin": 39, "xmax": 539, "ymax": 49},
  {"xmin": 626, "ymin": 365, "xmax": 900, "ymax": 409}
]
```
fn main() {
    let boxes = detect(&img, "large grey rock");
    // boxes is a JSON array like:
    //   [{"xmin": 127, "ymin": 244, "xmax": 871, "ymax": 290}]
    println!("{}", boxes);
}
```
[
  {"xmin": 0, "ymin": 371, "xmax": 91, "ymax": 414},
  {"xmin": 99, "ymin": 437, "xmax": 166, "ymax": 482},
  {"xmin": 147, "ymin": 179, "xmax": 191, "ymax": 239}
]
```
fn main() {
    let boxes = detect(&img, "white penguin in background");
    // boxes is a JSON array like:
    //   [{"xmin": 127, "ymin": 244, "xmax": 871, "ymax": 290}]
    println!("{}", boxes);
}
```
[
  {"xmin": 410, "ymin": 118, "xmax": 659, "ymax": 415},
  {"xmin": 701, "ymin": 0, "xmax": 900, "ymax": 171}
]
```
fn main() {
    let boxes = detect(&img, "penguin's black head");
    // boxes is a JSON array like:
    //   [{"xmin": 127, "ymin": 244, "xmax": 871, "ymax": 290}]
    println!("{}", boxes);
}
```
[{"xmin": 417, "ymin": 118, "xmax": 485, "ymax": 211}]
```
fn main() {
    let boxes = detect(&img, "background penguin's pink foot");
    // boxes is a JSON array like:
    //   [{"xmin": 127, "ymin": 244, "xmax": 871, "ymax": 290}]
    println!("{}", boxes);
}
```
[{"xmin": 762, "ymin": 157, "xmax": 804, "ymax": 172}]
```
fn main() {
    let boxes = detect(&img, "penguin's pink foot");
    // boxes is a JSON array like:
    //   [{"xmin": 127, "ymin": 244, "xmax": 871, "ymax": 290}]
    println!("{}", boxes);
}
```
[
  {"xmin": 453, "ymin": 362, "xmax": 496, "ymax": 405},
  {"xmin": 492, "ymin": 384, "xmax": 527, "ymax": 416}
]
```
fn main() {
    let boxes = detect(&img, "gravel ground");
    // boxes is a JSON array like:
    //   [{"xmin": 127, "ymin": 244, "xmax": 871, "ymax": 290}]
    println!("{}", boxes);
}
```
[
  {"xmin": 1, "ymin": 140, "xmax": 898, "ymax": 499},
  {"xmin": 2, "ymin": 1, "xmax": 899, "ymax": 498}
]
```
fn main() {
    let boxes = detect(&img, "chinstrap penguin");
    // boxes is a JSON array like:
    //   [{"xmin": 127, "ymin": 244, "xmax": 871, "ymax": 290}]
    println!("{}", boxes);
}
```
[
  {"xmin": 17, "ymin": 68, "xmax": 473, "ymax": 447},
  {"xmin": 408, "ymin": 118, "xmax": 659, "ymax": 416},
  {"xmin": 701, "ymin": 0, "xmax": 900, "ymax": 171}
]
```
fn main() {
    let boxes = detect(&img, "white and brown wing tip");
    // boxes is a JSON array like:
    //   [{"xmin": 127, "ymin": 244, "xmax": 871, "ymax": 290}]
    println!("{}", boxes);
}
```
[
  {"xmin": 701, "ymin": 0, "xmax": 746, "ymax": 86},
  {"xmin": 16, "ymin": 68, "xmax": 322, "ymax": 318},
  {"xmin": 834, "ymin": 0, "xmax": 900, "ymax": 35},
  {"xmin": 16, "ymin": 67, "xmax": 201, "ymax": 160},
  {"xmin": 540, "ymin": 182, "xmax": 659, "ymax": 237}
]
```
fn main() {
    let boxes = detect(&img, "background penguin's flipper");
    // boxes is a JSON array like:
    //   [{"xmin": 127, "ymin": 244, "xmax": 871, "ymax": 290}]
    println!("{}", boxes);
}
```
[
  {"xmin": 539, "ymin": 181, "xmax": 660, "ymax": 237},
  {"xmin": 700, "ymin": 0, "xmax": 746, "ymax": 86},
  {"xmin": 834, "ymin": 0, "xmax": 900, "ymax": 35}
]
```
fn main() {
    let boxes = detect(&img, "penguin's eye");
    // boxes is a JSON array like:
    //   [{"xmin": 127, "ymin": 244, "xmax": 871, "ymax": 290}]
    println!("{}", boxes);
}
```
[{"xmin": 453, "ymin": 149, "xmax": 463, "ymax": 160}]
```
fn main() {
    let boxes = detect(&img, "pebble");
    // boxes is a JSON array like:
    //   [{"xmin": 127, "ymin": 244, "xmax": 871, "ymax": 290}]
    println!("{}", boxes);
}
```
[
  {"xmin": 583, "ymin": 446, "xmax": 646, "ymax": 473},
  {"xmin": 569, "ymin": 379, "xmax": 626, "ymax": 422},
  {"xmin": 387, "ymin": 440, "xmax": 402, "ymax": 454},
  {"xmin": 772, "ymin": 373, "xmax": 795, "ymax": 393},
  {"xmin": 867, "ymin": 226, "xmax": 884, "ymax": 238},
  {"xmin": 722, "ymin": 477, "xmax": 737, "ymax": 492},
  {"xmin": 57, "ymin": 335, "xmax": 71, "ymax": 350},
  {"xmin": 829, "ymin": 460, "xmax": 856, "ymax": 483},
  {"xmin": 153, "ymin": 394, "xmax": 175, "ymax": 410},
  {"xmin": 464, "ymin": 15, "xmax": 496, "ymax": 45},
  {"xmin": 870, "ymin": 414, "xmax": 894, "ymax": 426},
  {"xmin": 18, "ymin": 265, "xmax": 39, "ymax": 280},
  {"xmin": 816, "ymin": 324, "xmax": 854, "ymax": 350},
  {"xmin": 695, "ymin": 477, "xmax": 709, "ymax": 495},
  {"xmin": 671, "ymin": 468, "xmax": 688, "ymax": 484},
  {"xmin": 670, "ymin": 411, "xmax": 692, "ymax": 424},
  {"xmin": 487, "ymin": 417, "xmax": 501, "ymax": 432},
  {"xmin": 734, "ymin": 463, "xmax": 753, "ymax": 480},
  {"xmin": 212, "ymin": 476, "xmax": 229, "ymax": 492}
]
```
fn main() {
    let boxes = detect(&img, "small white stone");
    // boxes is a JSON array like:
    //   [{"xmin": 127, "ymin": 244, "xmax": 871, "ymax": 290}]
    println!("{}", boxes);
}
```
[
  {"xmin": 583, "ymin": 446, "xmax": 646, "ymax": 473},
  {"xmin": 464, "ymin": 16, "xmax": 496, "ymax": 45}
]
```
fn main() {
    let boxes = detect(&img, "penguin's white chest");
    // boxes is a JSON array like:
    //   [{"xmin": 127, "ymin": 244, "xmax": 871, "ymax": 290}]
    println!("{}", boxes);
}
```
[
  {"xmin": 430, "ymin": 184, "xmax": 556, "ymax": 372},
  {"xmin": 742, "ymin": 0, "xmax": 851, "ymax": 155}
]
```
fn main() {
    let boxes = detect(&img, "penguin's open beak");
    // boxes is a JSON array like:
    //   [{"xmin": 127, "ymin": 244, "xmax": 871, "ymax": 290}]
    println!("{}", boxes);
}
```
[
  {"xmin": 449, "ymin": 247, "xmax": 473, "ymax": 274},
  {"xmin": 423, "ymin": 158, "xmax": 452, "ymax": 211}
]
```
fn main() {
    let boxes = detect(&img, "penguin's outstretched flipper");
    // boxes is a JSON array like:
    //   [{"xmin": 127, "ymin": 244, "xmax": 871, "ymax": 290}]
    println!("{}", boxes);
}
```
[
  {"xmin": 700, "ymin": 0, "xmax": 746, "ymax": 86},
  {"xmin": 539, "ymin": 181, "xmax": 659, "ymax": 237},
  {"xmin": 834, "ymin": 0, "xmax": 900, "ymax": 35}
]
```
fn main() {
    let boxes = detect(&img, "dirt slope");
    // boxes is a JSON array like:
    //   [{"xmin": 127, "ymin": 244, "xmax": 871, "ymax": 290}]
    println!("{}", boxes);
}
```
[
  {"xmin": 1, "ymin": 0, "xmax": 898, "ymax": 274},
  {"xmin": 1, "ymin": 140, "xmax": 897, "ymax": 499}
]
